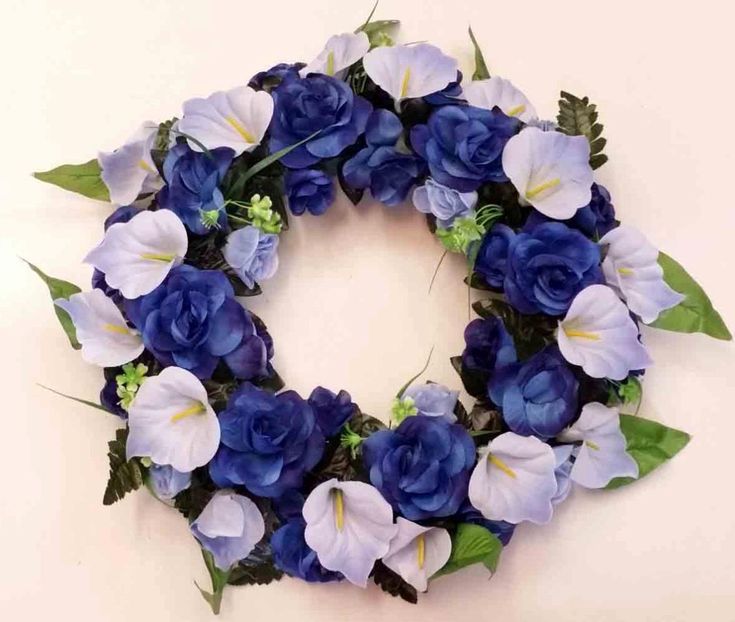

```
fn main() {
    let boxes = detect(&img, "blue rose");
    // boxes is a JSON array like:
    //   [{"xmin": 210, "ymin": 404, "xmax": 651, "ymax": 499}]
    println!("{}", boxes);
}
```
[
  {"xmin": 462, "ymin": 317, "xmax": 517, "ymax": 375},
  {"xmin": 208, "ymin": 383, "xmax": 325, "ymax": 497},
  {"xmin": 412, "ymin": 177, "xmax": 477, "ymax": 228},
  {"xmin": 455, "ymin": 500, "xmax": 516, "ymax": 546},
  {"xmin": 307, "ymin": 387, "xmax": 356, "ymax": 437},
  {"xmin": 125, "ymin": 265, "xmax": 272, "ymax": 379},
  {"xmin": 271, "ymin": 520, "xmax": 342, "ymax": 583},
  {"xmin": 148, "ymin": 464, "xmax": 191, "ymax": 500},
  {"xmin": 474, "ymin": 223, "xmax": 516, "ymax": 288},
  {"xmin": 270, "ymin": 74, "xmax": 372, "ymax": 168},
  {"xmin": 100, "ymin": 374, "xmax": 126, "ymax": 418},
  {"xmin": 424, "ymin": 71, "xmax": 464, "ymax": 106},
  {"xmin": 285, "ymin": 169, "xmax": 335, "ymax": 216},
  {"xmin": 223, "ymin": 226, "xmax": 279, "ymax": 289},
  {"xmin": 157, "ymin": 143, "xmax": 234, "ymax": 235},
  {"xmin": 343, "ymin": 109, "xmax": 425, "ymax": 206},
  {"xmin": 489, "ymin": 345, "xmax": 579, "ymax": 439},
  {"xmin": 363, "ymin": 415, "xmax": 475, "ymax": 520},
  {"xmin": 504, "ymin": 222, "xmax": 603, "ymax": 316},
  {"xmin": 410, "ymin": 105, "xmax": 520, "ymax": 192},
  {"xmin": 248, "ymin": 62, "xmax": 305, "ymax": 92}
]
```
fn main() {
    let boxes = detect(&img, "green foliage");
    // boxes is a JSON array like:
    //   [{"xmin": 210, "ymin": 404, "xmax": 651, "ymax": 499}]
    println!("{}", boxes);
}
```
[
  {"xmin": 468, "ymin": 27, "xmax": 490, "ymax": 80},
  {"xmin": 24, "ymin": 259, "xmax": 82, "ymax": 349},
  {"xmin": 434, "ymin": 523, "xmax": 502, "ymax": 577},
  {"xmin": 556, "ymin": 91, "xmax": 608, "ymax": 170},
  {"xmin": 649, "ymin": 252, "xmax": 731, "ymax": 340},
  {"xmin": 606, "ymin": 414, "xmax": 691, "ymax": 489},
  {"xmin": 33, "ymin": 159, "xmax": 110, "ymax": 201},
  {"xmin": 196, "ymin": 549, "xmax": 230, "ymax": 615},
  {"xmin": 37, "ymin": 383, "xmax": 112, "ymax": 414},
  {"xmin": 355, "ymin": 2, "xmax": 400, "ymax": 47},
  {"xmin": 372, "ymin": 560, "xmax": 418, "ymax": 604},
  {"xmin": 103, "ymin": 428, "xmax": 144, "ymax": 505}
]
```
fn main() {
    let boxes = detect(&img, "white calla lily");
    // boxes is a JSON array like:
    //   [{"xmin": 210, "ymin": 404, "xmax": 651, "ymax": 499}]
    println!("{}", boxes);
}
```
[
  {"xmin": 362, "ymin": 43, "xmax": 458, "ymax": 101},
  {"xmin": 600, "ymin": 225, "xmax": 684, "ymax": 323},
  {"xmin": 84, "ymin": 209, "xmax": 187, "ymax": 300},
  {"xmin": 303, "ymin": 479, "xmax": 398, "ymax": 587},
  {"xmin": 382, "ymin": 518, "xmax": 451, "ymax": 592},
  {"xmin": 557, "ymin": 284, "xmax": 653, "ymax": 380},
  {"xmin": 551, "ymin": 444, "xmax": 574, "ymax": 505},
  {"xmin": 54, "ymin": 289, "xmax": 143, "ymax": 367},
  {"xmin": 502, "ymin": 127, "xmax": 593, "ymax": 219},
  {"xmin": 300, "ymin": 32, "xmax": 370, "ymax": 79},
  {"xmin": 557, "ymin": 402, "xmax": 639, "ymax": 488},
  {"xmin": 179, "ymin": 86, "xmax": 274, "ymax": 156},
  {"xmin": 126, "ymin": 367, "xmax": 220, "ymax": 472},
  {"xmin": 462, "ymin": 77, "xmax": 537, "ymax": 122},
  {"xmin": 468, "ymin": 432, "xmax": 557, "ymax": 525}
]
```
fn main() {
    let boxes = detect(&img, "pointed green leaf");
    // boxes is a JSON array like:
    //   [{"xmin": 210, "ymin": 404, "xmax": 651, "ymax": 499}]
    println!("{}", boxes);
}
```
[
  {"xmin": 649, "ymin": 252, "xmax": 731, "ymax": 340},
  {"xmin": 196, "ymin": 549, "xmax": 230, "ymax": 615},
  {"xmin": 103, "ymin": 428, "xmax": 144, "ymax": 505},
  {"xmin": 355, "ymin": 0, "xmax": 380, "ymax": 32},
  {"xmin": 37, "ymin": 384, "xmax": 112, "ymax": 414},
  {"xmin": 468, "ymin": 27, "xmax": 490, "ymax": 81},
  {"xmin": 434, "ymin": 523, "xmax": 503, "ymax": 577},
  {"xmin": 606, "ymin": 414, "xmax": 691, "ymax": 489},
  {"xmin": 33, "ymin": 159, "xmax": 110, "ymax": 201}
]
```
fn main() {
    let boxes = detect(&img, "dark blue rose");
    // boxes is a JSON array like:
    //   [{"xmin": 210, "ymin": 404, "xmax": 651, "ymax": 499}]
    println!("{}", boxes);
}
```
[
  {"xmin": 157, "ymin": 143, "xmax": 234, "ymax": 235},
  {"xmin": 248, "ymin": 62, "xmax": 305, "ymax": 92},
  {"xmin": 271, "ymin": 519, "xmax": 342, "ymax": 583},
  {"xmin": 462, "ymin": 316, "xmax": 517, "ymax": 375},
  {"xmin": 455, "ymin": 500, "xmax": 515, "ymax": 546},
  {"xmin": 424, "ymin": 71, "xmax": 465, "ymax": 106},
  {"xmin": 363, "ymin": 415, "xmax": 475, "ymax": 520},
  {"xmin": 343, "ymin": 109, "xmax": 425, "ymax": 206},
  {"xmin": 505, "ymin": 222, "xmax": 603, "ymax": 316},
  {"xmin": 410, "ymin": 105, "xmax": 520, "ymax": 192},
  {"xmin": 272, "ymin": 490, "xmax": 305, "ymax": 521},
  {"xmin": 308, "ymin": 387, "xmax": 356, "ymax": 437},
  {"xmin": 270, "ymin": 74, "xmax": 372, "ymax": 168},
  {"xmin": 474, "ymin": 223, "xmax": 516, "ymax": 289},
  {"xmin": 285, "ymin": 169, "xmax": 335, "ymax": 216},
  {"xmin": 92, "ymin": 206, "xmax": 142, "ymax": 302},
  {"xmin": 490, "ymin": 345, "xmax": 579, "ymax": 439},
  {"xmin": 208, "ymin": 383, "xmax": 324, "ymax": 497},
  {"xmin": 125, "ymin": 265, "xmax": 272, "ymax": 379}
]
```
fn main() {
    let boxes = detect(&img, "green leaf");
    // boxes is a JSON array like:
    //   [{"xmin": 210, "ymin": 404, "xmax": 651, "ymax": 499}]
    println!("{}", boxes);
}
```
[
  {"xmin": 649, "ymin": 252, "xmax": 731, "ymax": 340},
  {"xmin": 37, "ymin": 383, "xmax": 112, "ymax": 414},
  {"xmin": 372, "ymin": 560, "xmax": 418, "ymax": 604},
  {"xmin": 196, "ymin": 549, "xmax": 230, "ymax": 615},
  {"xmin": 24, "ymin": 259, "xmax": 82, "ymax": 349},
  {"xmin": 435, "ymin": 523, "xmax": 502, "ymax": 577},
  {"xmin": 556, "ymin": 91, "xmax": 608, "ymax": 170},
  {"xmin": 606, "ymin": 414, "xmax": 691, "ymax": 489},
  {"xmin": 103, "ymin": 428, "xmax": 144, "ymax": 505},
  {"xmin": 33, "ymin": 159, "xmax": 110, "ymax": 201},
  {"xmin": 468, "ymin": 27, "xmax": 491, "ymax": 80}
]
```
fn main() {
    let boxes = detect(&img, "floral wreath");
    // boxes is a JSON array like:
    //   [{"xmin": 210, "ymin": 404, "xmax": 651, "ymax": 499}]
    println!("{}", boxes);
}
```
[{"xmin": 30, "ymin": 5, "xmax": 730, "ymax": 614}]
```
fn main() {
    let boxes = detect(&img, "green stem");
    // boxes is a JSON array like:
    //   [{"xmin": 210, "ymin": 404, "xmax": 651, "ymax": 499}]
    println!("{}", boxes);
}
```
[{"xmin": 428, "ymin": 249, "xmax": 449, "ymax": 294}]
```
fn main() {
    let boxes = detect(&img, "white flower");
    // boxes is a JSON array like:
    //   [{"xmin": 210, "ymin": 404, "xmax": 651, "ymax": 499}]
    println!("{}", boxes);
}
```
[
  {"xmin": 54, "ymin": 289, "xmax": 143, "ymax": 366},
  {"xmin": 600, "ymin": 225, "xmax": 684, "ymax": 324},
  {"xmin": 382, "ymin": 518, "xmax": 451, "ymax": 592},
  {"xmin": 98, "ymin": 123, "xmax": 162, "ymax": 206},
  {"xmin": 557, "ymin": 284, "xmax": 653, "ymax": 380},
  {"xmin": 303, "ymin": 479, "xmax": 398, "ymax": 587},
  {"xmin": 362, "ymin": 43, "xmax": 458, "ymax": 101},
  {"xmin": 126, "ymin": 367, "xmax": 220, "ymax": 472},
  {"xmin": 300, "ymin": 32, "xmax": 370, "ymax": 79},
  {"xmin": 462, "ymin": 77, "xmax": 537, "ymax": 122},
  {"xmin": 502, "ymin": 127, "xmax": 593, "ymax": 219},
  {"xmin": 557, "ymin": 402, "xmax": 639, "ymax": 488},
  {"xmin": 84, "ymin": 209, "xmax": 187, "ymax": 300},
  {"xmin": 551, "ymin": 444, "xmax": 574, "ymax": 505},
  {"xmin": 468, "ymin": 432, "xmax": 557, "ymax": 525},
  {"xmin": 179, "ymin": 86, "xmax": 274, "ymax": 156}
]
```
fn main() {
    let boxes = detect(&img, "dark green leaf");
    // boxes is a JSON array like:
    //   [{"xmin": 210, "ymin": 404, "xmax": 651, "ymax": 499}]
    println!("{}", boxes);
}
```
[
  {"xmin": 37, "ymin": 383, "xmax": 112, "ymax": 414},
  {"xmin": 103, "ymin": 428, "xmax": 144, "ymax": 505},
  {"xmin": 649, "ymin": 252, "xmax": 731, "ymax": 340},
  {"xmin": 434, "ymin": 523, "xmax": 502, "ymax": 577},
  {"xmin": 468, "ymin": 27, "xmax": 491, "ymax": 80},
  {"xmin": 227, "ymin": 542, "xmax": 283, "ymax": 587},
  {"xmin": 33, "ymin": 159, "xmax": 110, "ymax": 201},
  {"xmin": 372, "ymin": 560, "xmax": 418, "ymax": 604},
  {"xmin": 556, "ymin": 91, "xmax": 608, "ymax": 170},
  {"xmin": 174, "ymin": 468, "xmax": 215, "ymax": 521}
]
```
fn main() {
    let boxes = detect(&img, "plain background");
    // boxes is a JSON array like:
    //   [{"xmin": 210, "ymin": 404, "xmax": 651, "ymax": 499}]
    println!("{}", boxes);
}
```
[{"xmin": 1, "ymin": 0, "xmax": 734, "ymax": 620}]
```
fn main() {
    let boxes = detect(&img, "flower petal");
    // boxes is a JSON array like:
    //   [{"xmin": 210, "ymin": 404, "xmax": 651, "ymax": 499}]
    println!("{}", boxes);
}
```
[
  {"xmin": 462, "ymin": 77, "xmax": 537, "ymax": 122},
  {"xmin": 300, "ymin": 32, "xmax": 370, "ymax": 78}
]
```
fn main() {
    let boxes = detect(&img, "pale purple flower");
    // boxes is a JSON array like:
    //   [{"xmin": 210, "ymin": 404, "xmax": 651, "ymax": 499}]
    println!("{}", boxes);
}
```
[
  {"xmin": 223, "ymin": 226, "xmax": 279, "ymax": 289},
  {"xmin": 402, "ymin": 382, "xmax": 459, "ymax": 423},
  {"xmin": 412, "ymin": 178, "xmax": 477, "ymax": 228},
  {"xmin": 149, "ymin": 464, "xmax": 191, "ymax": 500}
]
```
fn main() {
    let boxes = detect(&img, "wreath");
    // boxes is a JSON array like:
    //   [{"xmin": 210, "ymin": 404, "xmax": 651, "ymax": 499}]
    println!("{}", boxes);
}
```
[{"xmin": 29, "ymin": 5, "xmax": 730, "ymax": 614}]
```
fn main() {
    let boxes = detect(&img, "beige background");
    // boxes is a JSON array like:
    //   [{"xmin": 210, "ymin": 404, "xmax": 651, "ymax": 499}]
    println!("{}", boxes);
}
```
[{"xmin": 1, "ymin": 0, "xmax": 734, "ymax": 620}]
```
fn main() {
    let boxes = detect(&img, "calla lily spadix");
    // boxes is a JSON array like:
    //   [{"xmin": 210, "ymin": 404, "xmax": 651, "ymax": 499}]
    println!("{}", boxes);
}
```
[
  {"xmin": 462, "ymin": 76, "xmax": 538, "ymax": 123},
  {"xmin": 179, "ymin": 85, "xmax": 274, "ymax": 156},
  {"xmin": 557, "ymin": 284, "xmax": 653, "ymax": 381},
  {"xmin": 600, "ymin": 225, "xmax": 684, "ymax": 324},
  {"xmin": 502, "ymin": 126, "xmax": 593, "ymax": 219},
  {"xmin": 300, "ymin": 32, "xmax": 370, "ymax": 79},
  {"xmin": 54, "ymin": 289, "xmax": 143, "ymax": 367},
  {"xmin": 302, "ymin": 478, "xmax": 398, "ymax": 587},
  {"xmin": 468, "ymin": 432, "xmax": 557, "ymax": 525},
  {"xmin": 84, "ymin": 209, "xmax": 187, "ymax": 300},
  {"xmin": 126, "ymin": 366, "xmax": 220, "ymax": 473}
]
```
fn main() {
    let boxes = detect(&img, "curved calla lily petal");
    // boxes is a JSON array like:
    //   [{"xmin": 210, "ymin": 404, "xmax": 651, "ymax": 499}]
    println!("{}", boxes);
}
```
[
  {"xmin": 300, "ymin": 32, "xmax": 370, "ymax": 79},
  {"xmin": 551, "ymin": 444, "xmax": 574, "ymax": 505},
  {"xmin": 462, "ymin": 77, "xmax": 537, "ymax": 122},
  {"xmin": 54, "ymin": 289, "xmax": 143, "ymax": 366},
  {"xmin": 126, "ymin": 367, "xmax": 220, "ymax": 472}
]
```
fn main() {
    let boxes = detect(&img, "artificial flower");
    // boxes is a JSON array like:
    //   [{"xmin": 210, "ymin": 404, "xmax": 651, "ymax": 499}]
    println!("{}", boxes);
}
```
[
  {"xmin": 248, "ymin": 62, "xmax": 305, "ymax": 93},
  {"xmin": 502, "ymin": 127, "xmax": 593, "ymax": 219},
  {"xmin": 455, "ymin": 500, "xmax": 516, "ymax": 546},
  {"xmin": 423, "ymin": 71, "xmax": 464, "ymax": 106},
  {"xmin": 302, "ymin": 479, "xmax": 398, "ymax": 587},
  {"xmin": 402, "ymin": 382, "xmax": 459, "ymax": 423},
  {"xmin": 148, "ymin": 464, "xmax": 192, "ymax": 501},
  {"xmin": 412, "ymin": 177, "xmax": 477, "ymax": 228},
  {"xmin": 126, "ymin": 366, "xmax": 220, "ymax": 472},
  {"xmin": 473, "ymin": 223, "xmax": 516, "ymax": 289},
  {"xmin": 300, "ymin": 32, "xmax": 370, "ymax": 78},
  {"xmin": 462, "ymin": 76, "xmax": 538, "ymax": 122},
  {"xmin": 557, "ymin": 284, "xmax": 653, "ymax": 380},
  {"xmin": 54, "ymin": 289, "xmax": 143, "ymax": 367},
  {"xmin": 271, "ymin": 519, "xmax": 342, "ymax": 583},
  {"xmin": 551, "ymin": 444, "xmax": 574, "ymax": 504},
  {"xmin": 461, "ymin": 316, "xmax": 518, "ymax": 376},
  {"xmin": 307, "ymin": 387, "xmax": 357, "ymax": 437},
  {"xmin": 284, "ymin": 169, "xmax": 335, "ymax": 216},
  {"xmin": 222, "ymin": 225, "xmax": 280, "ymax": 289}
]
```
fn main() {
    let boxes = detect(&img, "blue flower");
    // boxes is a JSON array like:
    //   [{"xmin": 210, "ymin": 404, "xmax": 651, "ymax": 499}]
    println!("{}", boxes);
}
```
[
  {"xmin": 92, "ymin": 206, "xmax": 141, "ymax": 302},
  {"xmin": 462, "ymin": 317, "xmax": 517, "ymax": 375},
  {"xmin": 402, "ymin": 383, "xmax": 459, "ymax": 423},
  {"xmin": 363, "ymin": 415, "xmax": 475, "ymax": 520},
  {"xmin": 271, "ymin": 519, "xmax": 342, "ymax": 583},
  {"xmin": 148, "ymin": 464, "xmax": 191, "ymax": 500},
  {"xmin": 455, "ymin": 500, "xmax": 516, "ymax": 546},
  {"xmin": 424, "ymin": 71, "xmax": 464, "ymax": 106},
  {"xmin": 157, "ymin": 143, "xmax": 234, "ymax": 235},
  {"xmin": 307, "ymin": 387, "xmax": 356, "ymax": 437},
  {"xmin": 343, "ymin": 109, "xmax": 425, "ymax": 206},
  {"xmin": 248, "ymin": 62, "xmax": 305, "ymax": 92},
  {"xmin": 412, "ymin": 177, "xmax": 476, "ymax": 228},
  {"xmin": 474, "ymin": 223, "xmax": 516, "ymax": 288},
  {"xmin": 505, "ymin": 222, "xmax": 603, "ymax": 316},
  {"xmin": 410, "ymin": 105, "xmax": 520, "ymax": 192},
  {"xmin": 285, "ymin": 169, "xmax": 335, "ymax": 216},
  {"xmin": 489, "ymin": 345, "xmax": 579, "ymax": 439},
  {"xmin": 100, "ymin": 373, "xmax": 126, "ymax": 418},
  {"xmin": 125, "ymin": 265, "xmax": 272, "ymax": 380},
  {"xmin": 270, "ymin": 74, "xmax": 372, "ymax": 168},
  {"xmin": 208, "ymin": 383, "xmax": 325, "ymax": 498},
  {"xmin": 223, "ymin": 226, "xmax": 279, "ymax": 289}
]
